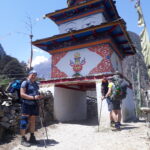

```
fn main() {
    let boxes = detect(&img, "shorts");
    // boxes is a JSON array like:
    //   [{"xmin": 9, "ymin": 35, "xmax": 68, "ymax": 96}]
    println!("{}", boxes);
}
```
[
  {"xmin": 21, "ymin": 102, "xmax": 39, "ymax": 116},
  {"xmin": 106, "ymin": 97, "xmax": 121, "ymax": 111}
]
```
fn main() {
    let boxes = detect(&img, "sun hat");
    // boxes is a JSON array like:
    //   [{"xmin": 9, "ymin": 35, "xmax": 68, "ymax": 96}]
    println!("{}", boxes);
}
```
[{"xmin": 28, "ymin": 70, "xmax": 37, "ymax": 75}]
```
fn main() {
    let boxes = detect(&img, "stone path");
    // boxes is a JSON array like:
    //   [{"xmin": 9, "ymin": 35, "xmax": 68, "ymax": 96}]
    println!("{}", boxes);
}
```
[{"xmin": 0, "ymin": 119, "xmax": 149, "ymax": 150}]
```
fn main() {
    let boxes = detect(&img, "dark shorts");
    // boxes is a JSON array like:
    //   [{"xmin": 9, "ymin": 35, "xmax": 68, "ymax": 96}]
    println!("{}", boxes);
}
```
[
  {"xmin": 21, "ymin": 102, "xmax": 39, "ymax": 116},
  {"xmin": 106, "ymin": 97, "xmax": 121, "ymax": 111}
]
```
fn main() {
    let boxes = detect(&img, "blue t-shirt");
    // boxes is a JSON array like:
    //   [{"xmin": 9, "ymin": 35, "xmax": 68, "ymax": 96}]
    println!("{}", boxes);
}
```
[{"xmin": 21, "ymin": 80, "xmax": 39, "ymax": 104}]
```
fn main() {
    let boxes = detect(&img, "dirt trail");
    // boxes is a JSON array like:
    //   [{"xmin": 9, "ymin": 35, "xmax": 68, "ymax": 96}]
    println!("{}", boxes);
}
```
[{"xmin": 0, "ymin": 119, "xmax": 149, "ymax": 150}]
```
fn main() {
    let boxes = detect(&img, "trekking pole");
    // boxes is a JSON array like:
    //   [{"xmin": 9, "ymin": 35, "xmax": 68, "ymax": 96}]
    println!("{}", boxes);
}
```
[
  {"xmin": 37, "ymin": 100, "xmax": 48, "ymax": 148},
  {"xmin": 40, "ymin": 103, "xmax": 49, "ymax": 141},
  {"xmin": 98, "ymin": 99, "xmax": 103, "ymax": 132},
  {"xmin": 38, "ymin": 111, "xmax": 47, "ymax": 148}
]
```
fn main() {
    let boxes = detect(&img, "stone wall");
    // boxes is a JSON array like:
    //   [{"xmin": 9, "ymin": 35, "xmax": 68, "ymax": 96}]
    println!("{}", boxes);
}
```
[{"xmin": 0, "ymin": 88, "xmax": 54, "ymax": 140}]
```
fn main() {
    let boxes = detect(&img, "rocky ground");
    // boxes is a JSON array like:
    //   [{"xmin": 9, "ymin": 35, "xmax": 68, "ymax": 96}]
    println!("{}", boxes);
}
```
[{"xmin": 0, "ymin": 118, "xmax": 149, "ymax": 150}]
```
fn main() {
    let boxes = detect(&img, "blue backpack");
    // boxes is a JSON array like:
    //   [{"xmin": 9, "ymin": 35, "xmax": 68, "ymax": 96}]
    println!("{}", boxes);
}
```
[{"xmin": 7, "ymin": 80, "xmax": 22, "ymax": 93}]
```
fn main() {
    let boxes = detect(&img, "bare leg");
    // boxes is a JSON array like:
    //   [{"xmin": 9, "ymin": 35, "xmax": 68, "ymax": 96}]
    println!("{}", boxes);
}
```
[
  {"xmin": 29, "ymin": 116, "xmax": 36, "ymax": 134},
  {"xmin": 20, "ymin": 129, "xmax": 26, "ymax": 137},
  {"xmin": 118, "ymin": 110, "xmax": 121, "ymax": 123},
  {"xmin": 112, "ymin": 110, "xmax": 118, "ymax": 122},
  {"xmin": 110, "ymin": 111, "xmax": 114, "ymax": 121}
]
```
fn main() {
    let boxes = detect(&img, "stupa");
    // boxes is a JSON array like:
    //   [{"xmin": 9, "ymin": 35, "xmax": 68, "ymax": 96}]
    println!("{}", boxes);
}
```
[{"xmin": 33, "ymin": 0, "xmax": 136, "ymax": 122}]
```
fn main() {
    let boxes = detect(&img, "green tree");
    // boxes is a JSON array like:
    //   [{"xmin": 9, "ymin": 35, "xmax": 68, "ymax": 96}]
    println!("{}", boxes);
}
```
[
  {"xmin": 2, "ymin": 58, "xmax": 26, "ymax": 79},
  {"xmin": 0, "ymin": 55, "xmax": 13, "ymax": 73}
]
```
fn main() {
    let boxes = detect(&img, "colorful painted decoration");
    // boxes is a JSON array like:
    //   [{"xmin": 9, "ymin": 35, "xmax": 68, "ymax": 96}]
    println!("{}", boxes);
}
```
[{"xmin": 70, "ymin": 52, "xmax": 86, "ymax": 76}]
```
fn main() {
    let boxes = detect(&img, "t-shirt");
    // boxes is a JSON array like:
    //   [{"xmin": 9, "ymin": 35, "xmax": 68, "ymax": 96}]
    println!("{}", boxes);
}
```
[
  {"xmin": 21, "ymin": 80, "xmax": 39, "ymax": 105},
  {"xmin": 107, "ymin": 82, "xmax": 114, "ymax": 97},
  {"xmin": 101, "ymin": 82, "xmax": 108, "ymax": 96},
  {"xmin": 108, "ymin": 82, "xmax": 114, "ymax": 88},
  {"xmin": 21, "ymin": 80, "xmax": 39, "ymax": 96}
]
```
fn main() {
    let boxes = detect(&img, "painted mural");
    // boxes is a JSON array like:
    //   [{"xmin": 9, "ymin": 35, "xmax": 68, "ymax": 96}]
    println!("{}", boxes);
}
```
[
  {"xmin": 59, "ymin": 13, "xmax": 106, "ymax": 34},
  {"xmin": 51, "ymin": 44, "xmax": 122, "ymax": 78},
  {"xmin": 70, "ymin": 52, "xmax": 86, "ymax": 76}
]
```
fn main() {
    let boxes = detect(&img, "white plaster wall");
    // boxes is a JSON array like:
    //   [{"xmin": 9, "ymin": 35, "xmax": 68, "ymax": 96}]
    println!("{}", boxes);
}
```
[
  {"xmin": 54, "ymin": 87, "xmax": 87, "ymax": 122},
  {"xmin": 58, "ymin": 13, "xmax": 106, "ymax": 34},
  {"xmin": 39, "ymin": 84, "xmax": 136, "ymax": 122},
  {"xmin": 87, "ymin": 86, "xmax": 136, "ymax": 124},
  {"xmin": 122, "ymin": 88, "xmax": 136, "ymax": 122},
  {"xmin": 96, "ymin": 81, "xmax": 110, "ymax": 128}
]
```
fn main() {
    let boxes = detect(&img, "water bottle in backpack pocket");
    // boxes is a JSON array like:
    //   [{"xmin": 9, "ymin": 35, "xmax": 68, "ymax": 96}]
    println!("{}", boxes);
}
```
[{"xmin": 110, "ymin": 80, "xmax": 127, "ymax": 101}]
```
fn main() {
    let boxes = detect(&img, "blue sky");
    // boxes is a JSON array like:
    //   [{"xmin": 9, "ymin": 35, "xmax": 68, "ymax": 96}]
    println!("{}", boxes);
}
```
[{"xmin": 0, "ymin": 0, "xmax": 150, "ymax": 65}]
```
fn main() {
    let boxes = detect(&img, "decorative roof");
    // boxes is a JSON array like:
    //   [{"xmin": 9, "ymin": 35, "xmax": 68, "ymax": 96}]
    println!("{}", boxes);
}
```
[
  {"xmin": 45, "ymin": 0, "xmax": 120, "ymax": 25},
  {"xmin": 32, "ymin": 19, "xmax": 136, "ymax": 57},
  {"xmin": 40, "ymin": 72, "xmax": 132, "ymax": 87},
  {"xmin": 67, "ymin": 0, "xmax": 89, "ymax": 7}
]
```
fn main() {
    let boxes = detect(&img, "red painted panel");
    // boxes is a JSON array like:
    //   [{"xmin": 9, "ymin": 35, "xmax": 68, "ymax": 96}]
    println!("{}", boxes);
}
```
[
  {"xmin": 51, "ymin": 52, "xmax": 68, "ymax": 78},
  {"xmin": 89, "ymin": 44, "xmax": 114, "ymax": 74},
  {"xmin": 51, "ymin": 43, "xmax": 115, "ymax": 78}
]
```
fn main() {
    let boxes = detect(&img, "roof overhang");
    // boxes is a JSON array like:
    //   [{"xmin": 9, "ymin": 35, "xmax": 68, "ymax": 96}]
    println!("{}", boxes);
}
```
[
  {"xmin": 40, "ymin": 72, "xmax": 132, "ymax": 90},
  {"xmin": 44, "ymin": 0, "xmax": 120, "ymax": 24},
  {"xmin": 32, "ymin": 19, "xmax": 136, "ymax": 57}
]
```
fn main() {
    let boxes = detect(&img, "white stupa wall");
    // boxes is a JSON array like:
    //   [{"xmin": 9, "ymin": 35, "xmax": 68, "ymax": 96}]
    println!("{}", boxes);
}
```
[
  {"xmin": 58, "ymin": 13, "xmax": 106, "ymax": 34},
  {"xmin": 40, "ymin": 85, "xmax": 87, "ymax": 122},
  {"xmin": 54, "ymin": 87, "xmax": 87, "ymax": 121}
]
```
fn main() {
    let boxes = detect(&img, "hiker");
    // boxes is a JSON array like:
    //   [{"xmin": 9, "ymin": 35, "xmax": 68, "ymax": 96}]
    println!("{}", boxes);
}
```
[
  {"xmin": 103, "ymin": 76, "xmax": 122, "ymax": 129},
  {"xmin": 101, "ymin": 77, "xmax": 115, "ymax": 127},
  {"xmin": 20, "ymin": 70, "xmax": 43, "ymax": 147}
]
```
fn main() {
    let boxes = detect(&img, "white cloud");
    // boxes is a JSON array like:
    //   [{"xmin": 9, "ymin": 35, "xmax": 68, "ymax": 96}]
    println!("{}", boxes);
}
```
[
  {"xmin": 32, "ymin": 55, "xmax": 48, "ymax": 66},
  {"xmin": 33, "ymin": 48, "xmax": 44, "ymax": 53},
  {"xmin": 33, "ymin": 57, "xmax": 51, "ymax": 79}
]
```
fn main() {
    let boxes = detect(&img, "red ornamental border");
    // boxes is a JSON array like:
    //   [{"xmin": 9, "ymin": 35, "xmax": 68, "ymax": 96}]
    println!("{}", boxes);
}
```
[
  {"xmin": 51, "ymin": 43, "xmax": 114, "ymax": 78},
  {"xmin": 51, "ymin": 51, "xmax": 68, "ymax": 78},
  {"xmin": 88, "ymin": 44, "xmax": 114, "ymax": 74}
]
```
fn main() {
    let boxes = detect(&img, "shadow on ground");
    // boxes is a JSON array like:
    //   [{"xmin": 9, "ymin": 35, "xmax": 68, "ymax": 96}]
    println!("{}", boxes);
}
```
[
  {"xmin": 0, "ymin": 129, "xmax": 16, "ymax": 145},
  {"xmin": 59, "ymin": 117, "xmax": 99, "ymax": 126},
  {"xmin": 37, "ymin": 139, "xmax": 59, "ymax": 147}
]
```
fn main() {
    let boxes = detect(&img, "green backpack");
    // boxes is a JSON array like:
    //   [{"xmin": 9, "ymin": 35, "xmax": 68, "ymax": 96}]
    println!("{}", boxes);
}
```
[{"xmin": 110, "ymin": 78, "xmax": 127, "ymax": 101}]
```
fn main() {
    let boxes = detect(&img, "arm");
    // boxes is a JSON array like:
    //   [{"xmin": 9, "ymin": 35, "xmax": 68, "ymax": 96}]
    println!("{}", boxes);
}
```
[
  {"xmin": 105, "ymin": 87, "xmax": 112, "ymax": 98},
  {"xmin": 20, "ymin": 87, "xmax": 35, "ymax": 100},
  {"xmin": 20, "ymin": 88, "xmax": 42, "ymax": 100}
]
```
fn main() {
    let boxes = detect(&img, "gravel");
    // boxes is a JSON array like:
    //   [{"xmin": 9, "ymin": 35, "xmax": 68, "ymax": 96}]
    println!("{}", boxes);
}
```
[{"xmin": 0, "ymin": 118, "xmax": 149, "ymax": 150}]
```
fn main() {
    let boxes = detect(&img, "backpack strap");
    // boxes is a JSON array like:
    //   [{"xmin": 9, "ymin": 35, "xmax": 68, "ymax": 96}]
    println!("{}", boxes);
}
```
[{"xmin": 23, "ymin": 80, "xmax": 30, "ymax": 93}]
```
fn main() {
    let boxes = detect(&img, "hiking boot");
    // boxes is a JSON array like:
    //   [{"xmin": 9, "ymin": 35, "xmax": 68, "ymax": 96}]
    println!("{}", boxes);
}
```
[
  {"xmin": 115, "ymin": 122, "xmax": 121, "ymax": 130},
  {"xmin": 29, "ymin": 134, "xmax": 38, "ymax": 145},
  {"xmin": 110, "ymin": 121, "xmax": 115, "ymax": 127},
  {"xmin": 118, "ymin": 122, "xmax": 122, "ymax": 126},
  {"xmin": 21, "ymin": 136, "xmax": 31, "ymax": 147}
]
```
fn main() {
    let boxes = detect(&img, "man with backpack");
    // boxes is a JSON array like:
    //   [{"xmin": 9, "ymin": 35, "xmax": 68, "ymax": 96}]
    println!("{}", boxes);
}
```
[
  {"xmin": 20, "ymin": 70, "xmax": 43, "ymax": 147},
  {"xmin": 101, "ymin": 77, "xmax": 114, "ymax": 126},
  {"xmin": 103, "ymin": 75, "xmax": 128, "ymax": 130}
]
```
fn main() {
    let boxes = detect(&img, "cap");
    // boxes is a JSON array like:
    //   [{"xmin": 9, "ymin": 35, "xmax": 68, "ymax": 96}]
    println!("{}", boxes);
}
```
[
  {"xmin": 28, "ymin": 70, "xmax": 37, "ymax": 75},
  {"xmin": 107, "ymin": 76, "xmax": 114, "ymax": 81},
  {"xmin": 102, "ymin": 77, "xmax": 108, "ymax": 83},
  {"xmin": 113, "ymin": 75, "xmax": 120, "ymax": 80}
]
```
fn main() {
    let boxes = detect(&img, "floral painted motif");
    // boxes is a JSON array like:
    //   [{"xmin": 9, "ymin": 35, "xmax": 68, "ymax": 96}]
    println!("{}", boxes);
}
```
[
  {"xmin": 51, "ymin": 44, "xmax": 115, "ymax": 78},
  {"xmin": 51, "ymin": 52, "xmax": 68, "ymax": 78},
  {"xmin": 70, "ymin": 52, "xmax": 86, "ymax": 76},
  {"xmin": 89, "ymin": 44, "xmax": 114, "ymax": 74}
]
